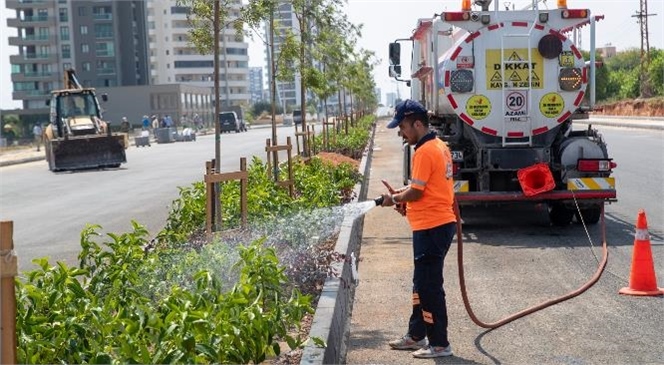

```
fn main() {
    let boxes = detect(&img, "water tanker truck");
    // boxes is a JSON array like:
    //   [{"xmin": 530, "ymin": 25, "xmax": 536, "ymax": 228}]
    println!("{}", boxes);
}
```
[{"xmin": 389, "ymin": 0, "xmax": 615, "ymax": 225}]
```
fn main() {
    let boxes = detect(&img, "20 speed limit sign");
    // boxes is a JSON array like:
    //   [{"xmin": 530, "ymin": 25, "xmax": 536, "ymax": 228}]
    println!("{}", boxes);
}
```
[{"xmin": 505, "ymin": 91, "xmax": 528, "ymax": 117}]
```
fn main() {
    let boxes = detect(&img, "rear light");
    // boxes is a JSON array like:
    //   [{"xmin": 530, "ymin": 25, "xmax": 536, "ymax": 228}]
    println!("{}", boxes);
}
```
[
  {"xmin": 577, "ymin": 159, "xmax": 617, "ymax": 172},
  {"xmin": 561, "ymin": 9, "xmax": 589, "ymax": 19},
  {"xmin": 443, "ymin": 12, "xmax": 471, "ymax": 21}
]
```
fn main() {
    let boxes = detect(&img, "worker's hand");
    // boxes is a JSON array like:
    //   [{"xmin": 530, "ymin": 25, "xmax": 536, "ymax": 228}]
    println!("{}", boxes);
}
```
[
  {"xmin": 380, "ymin": 193, "xmax": 394, "ymax": 207},
  {"xmin": 394, "ymin": 203, "xmax": 407, "ymax": 216}
]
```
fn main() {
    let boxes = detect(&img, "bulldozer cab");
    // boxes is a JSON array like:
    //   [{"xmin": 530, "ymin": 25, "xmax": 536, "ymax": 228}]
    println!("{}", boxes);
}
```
[{"xmin": 56, "ymin": 92, "xmax": 99, "ymax": 119}]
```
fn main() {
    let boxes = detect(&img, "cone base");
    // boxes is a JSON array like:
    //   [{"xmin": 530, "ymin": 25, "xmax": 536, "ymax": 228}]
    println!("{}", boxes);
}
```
[{"xmin": 619, "ymin": 287, "xmax": 664, "ymax": 296}]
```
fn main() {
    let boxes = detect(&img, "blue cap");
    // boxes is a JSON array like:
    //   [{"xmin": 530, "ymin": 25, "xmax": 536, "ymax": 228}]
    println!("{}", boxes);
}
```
[{"xmin": 387, "ymin": 99, "xmax": 427, "ymax": 129}]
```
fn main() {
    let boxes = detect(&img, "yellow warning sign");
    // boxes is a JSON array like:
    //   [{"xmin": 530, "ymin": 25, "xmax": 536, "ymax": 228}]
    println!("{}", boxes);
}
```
[
  {"xmin": 539, "ymin": 92, "xmax": 565, "ymax": 118},
  {"xmin": 559, "ymin": 51, "xmax": 575, "ymax": 67},
  {"xmin": 486, "ymin": 48, "xmax": 543, "ymax": 90},
  {"xmin": 466, "ymin": 95, "xmax": 491, "ymax": 120}
]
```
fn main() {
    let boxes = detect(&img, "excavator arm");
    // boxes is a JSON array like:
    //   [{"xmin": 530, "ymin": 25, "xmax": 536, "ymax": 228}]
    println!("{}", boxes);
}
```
[{"xmin": 64, "ymin": 69, "xmax": 83, "ymax": 90}]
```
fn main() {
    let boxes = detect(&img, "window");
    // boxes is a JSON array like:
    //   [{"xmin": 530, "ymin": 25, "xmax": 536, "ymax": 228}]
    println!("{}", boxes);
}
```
[
  {"xmin": 170, "ymin": 6, "xmax": 189, "ymax": 14},
  {"xmin": 174, "ymin": 60, "xmax": 214, "ymax": 68},
  {"xmin": 63, "ymin": 62, "xmax": 71, "ymax": 70},
  {"xmin": 92, "ymin": 6, "xmax": 112, "ymax": 20},
  {"xmin": 225, "ymin": 47, "xmax": 247, "ymax": 55},
  {"xmin": 81, "ymin": 44, "xmax": 89, "ymax": 53},
  {"xmin": 95, "ymin": 41, "xmax": 114, "ymax": 57},
  {"xmin": 62, "ymin": 45, "xmax": 71, "ymax": 59},
  {"xmin": 37, "ymin": 9, "xmax": 48, "ymax": 19},
  {"xmin": 60, "ymin": 26, "xmax": 69, "ymax": 41},
  {"xmin": 82, "ymin": 62, "xmax": 91, "ymax": 71},
  {"xmin": 94, "ymin": 23, "xmax": 113, "ymax": 38},
  {"xmin": 78, "ymin": 6, "xmax": 86, "ymax": 16},
  {"xmin": 80, "ymin": 25, "xmax": 88, "ymax": 35},
  {"xmin": 58, "ymin": 8, "xmax": 68, "ymax": 22},
  {"xmin": 38, "ymin": 27, "xmax": 49, "ymax": 38},
  {"xmin": 39, "ymin": 45, "xmax": 49, "ymax": 57}
]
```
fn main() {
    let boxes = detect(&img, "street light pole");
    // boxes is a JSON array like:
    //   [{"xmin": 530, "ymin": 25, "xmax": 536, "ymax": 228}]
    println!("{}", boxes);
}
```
[{"xmin": 213, "ymin": 0, "xmax": 222, "ymax": 231}]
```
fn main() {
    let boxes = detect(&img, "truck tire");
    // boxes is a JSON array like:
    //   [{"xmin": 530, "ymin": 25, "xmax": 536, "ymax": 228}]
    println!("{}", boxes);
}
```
[
  {"xmin": 575, "ymin": 204, "xmax": 602, "ymax": 225},
  {"xmin": 549, "ymin": 203, "xmax": 574, "ymax": 226}
]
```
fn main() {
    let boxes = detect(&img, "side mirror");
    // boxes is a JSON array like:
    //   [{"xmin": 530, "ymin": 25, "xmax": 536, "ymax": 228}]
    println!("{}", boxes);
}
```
[
  {"xmin": 389, "ymin": 65, "xmax": 402, "ymax": 78},
  {"xmin": 101, "ymin": 94, "xmax": 108, "ymax": 102},
  {"xmin": 389, "ymin": 42, "xmax": 401, "ymax": 66}
]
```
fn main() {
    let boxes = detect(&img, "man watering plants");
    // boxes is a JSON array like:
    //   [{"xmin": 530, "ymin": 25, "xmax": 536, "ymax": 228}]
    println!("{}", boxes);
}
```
[{"xmin": 378, "ymin": 99, "xmax": 457, "ymax": 359}]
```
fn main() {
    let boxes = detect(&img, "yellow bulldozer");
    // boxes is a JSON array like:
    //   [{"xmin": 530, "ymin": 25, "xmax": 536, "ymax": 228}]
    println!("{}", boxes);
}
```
[{"xmin": 44, "ymin": 69, "xmax": 127, "ymax": 171}]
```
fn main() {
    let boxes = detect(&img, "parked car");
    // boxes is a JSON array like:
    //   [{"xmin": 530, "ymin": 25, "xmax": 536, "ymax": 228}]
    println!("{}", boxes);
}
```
[
  {"xmin": 219, "ymin": 111, "xmax": 247, "ymax": 133},
  {"xmin": 292, "ymin": 109, "xmax": 302, "ymax": 125}
]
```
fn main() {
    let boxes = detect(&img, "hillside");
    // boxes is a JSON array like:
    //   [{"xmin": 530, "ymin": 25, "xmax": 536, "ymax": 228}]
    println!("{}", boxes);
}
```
[{"xmin": 595, "ymin": 97, "xmax": 664, "ymax": 117}]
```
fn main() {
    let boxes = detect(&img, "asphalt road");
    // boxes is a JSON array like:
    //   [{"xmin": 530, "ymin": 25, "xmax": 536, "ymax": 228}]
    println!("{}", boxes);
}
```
[
  {"xmin": 0, "ymin": 124, "xmax": 299, "ymax": 271},
  {"xmin": 348, "ymin": 122, "xmax": 663, "ymax": 365}
]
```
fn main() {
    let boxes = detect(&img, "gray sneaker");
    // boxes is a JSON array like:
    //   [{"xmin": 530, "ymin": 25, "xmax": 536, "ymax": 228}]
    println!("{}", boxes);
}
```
[
  {"xmin": 389, "ymin": 335, "xmax": 428, "ymax": 350},
  {"xmin": 412, "ymin": 344, "xmax": 453, "ymax": 358}
]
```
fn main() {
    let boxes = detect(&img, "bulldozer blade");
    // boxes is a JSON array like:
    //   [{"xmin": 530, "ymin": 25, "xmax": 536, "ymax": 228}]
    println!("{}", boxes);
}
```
[{"xmin": 47, "ymin": 134, "xmax": 127, "ymax": 171}]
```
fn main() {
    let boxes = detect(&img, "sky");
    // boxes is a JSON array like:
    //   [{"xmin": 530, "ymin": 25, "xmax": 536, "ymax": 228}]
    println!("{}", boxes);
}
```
[{"xmin": 2, "ymin": 0, "xmax": 663, "ymax": 109}]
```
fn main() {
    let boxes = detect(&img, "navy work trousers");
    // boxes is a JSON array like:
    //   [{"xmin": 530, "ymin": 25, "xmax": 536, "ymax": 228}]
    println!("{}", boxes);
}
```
[{"xmin": 407, "ymin": 221, "xmax": 456, "ymax": 348}]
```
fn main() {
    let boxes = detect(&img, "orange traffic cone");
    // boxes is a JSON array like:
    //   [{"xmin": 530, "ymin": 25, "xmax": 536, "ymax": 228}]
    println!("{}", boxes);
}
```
[{"xmin": 619, "ymin": 209, "xmax": 664, "ymax": 296}]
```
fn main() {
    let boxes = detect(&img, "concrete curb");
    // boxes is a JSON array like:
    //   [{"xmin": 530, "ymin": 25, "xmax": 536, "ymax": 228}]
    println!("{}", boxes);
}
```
[
  {"xmin": 300, "ymin": 122, "xmax": 376, "ymax": 365},
  {"xmin": 577, "ymin": 119, "xmax": 664, "ymax": 131},
  {"xmin": 0, "ymin": 155, "xmax": 44, "ymax": 167}
]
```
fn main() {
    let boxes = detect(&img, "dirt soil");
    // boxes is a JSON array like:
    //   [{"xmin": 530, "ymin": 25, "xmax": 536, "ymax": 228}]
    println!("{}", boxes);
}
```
[{"xmin": 595, "ymin": 97, "xmax": 664, "ymax": 117}]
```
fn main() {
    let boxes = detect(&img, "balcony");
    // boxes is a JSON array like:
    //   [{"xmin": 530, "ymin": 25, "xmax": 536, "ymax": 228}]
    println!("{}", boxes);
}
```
[
  {"xmin": 6, "ymin": 15, "xmax": 54, "ymax": 27},
  {"xmin": 97, "ymin": 68, "xmax": 116, "ymax": 75},
  {"xmin": 13, "ymin": 89, "xmax": 51, "ymax": 100},
  {"xmin": 92, "ymin": 13, "xmax": 113, "ymax": 21},
  {"xmin": 8, "ymin": 34, "xmax": 54, "ymax": 46},
  {"xmin": 11, "ymin": 71, "xmax": 55, "ymax": 82},
  {"xmin": 6, "ymin": 0, "xmax": 53, "ymax": 10},
  {"xmin": 10, "ymin": 53, "xmax": 58, "ymax": 64}
]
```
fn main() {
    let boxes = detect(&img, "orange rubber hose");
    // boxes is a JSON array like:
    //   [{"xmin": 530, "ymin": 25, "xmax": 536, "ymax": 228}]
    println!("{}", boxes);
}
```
[{"xmin": 454, "ymin": 200, "xmax": 608, "ymax": 329}]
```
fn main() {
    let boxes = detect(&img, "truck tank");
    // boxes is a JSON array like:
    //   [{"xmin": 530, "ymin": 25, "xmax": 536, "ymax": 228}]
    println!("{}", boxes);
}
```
[{"xmin": 390, "ymin": 0, "xmax": 616, "ymax": 226}]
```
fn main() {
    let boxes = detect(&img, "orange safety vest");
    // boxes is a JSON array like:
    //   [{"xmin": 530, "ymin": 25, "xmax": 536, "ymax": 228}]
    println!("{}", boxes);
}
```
[{"xmin": 407, "ymin": 135, "xmax": 456, "ymax": 230}]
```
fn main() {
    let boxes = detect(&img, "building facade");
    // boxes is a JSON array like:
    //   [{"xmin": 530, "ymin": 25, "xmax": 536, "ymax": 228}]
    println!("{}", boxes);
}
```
[
  {"xmin": 264, "ymin": 2, "xmax": 302, "ymax": 111},
  {"xmin": 146, "ymin": 0, "xmax": 250, "ymax": 107},
  {"xmin": 7, "ymin": 0, "xmax": 149, "ymax": 115},
  {"xmin": 248, "ymin": 67, "xmax": 264, "ymax": 104}
]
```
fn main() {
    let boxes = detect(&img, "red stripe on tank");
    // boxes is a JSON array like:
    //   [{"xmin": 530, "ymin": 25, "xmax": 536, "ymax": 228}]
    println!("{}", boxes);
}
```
[
  {"xmin": 488, "ymin": 23, "xmax": 502, "ymax": 31},
  {"xmin": 512, "ymin": 21, "xmax": 528, "ymax": 27},
  {"xmin": 447, "ymin": 94, "xmax": 458, "ymax": 109},
  {"xmin": 450, "ymin": 46, "xmax": 462, "ymax": 61},
  {"xmin": 482, "ymin": 126, "xmax": 498, "ymax": 135},
  {"xmin": 460, "ymin": 113, "xmax": 474, "ymax": 125},
  {"xmin": 574, "ymin": 91, "xmax": 585, "ymax": 106},
  {"xmin": 465, "ymin": 31, "xmax": 480, "ymax": 43},
  {"xmin": 507, "ymin": 131, "xmax": 524, "ymax": 137},
  {"xmin": 557, "ymin": 111, "xmax": 572, "ymax": 123},
  {"xmin": 533, "ymin": 126, "xmax": 549, "ymax": 135}
]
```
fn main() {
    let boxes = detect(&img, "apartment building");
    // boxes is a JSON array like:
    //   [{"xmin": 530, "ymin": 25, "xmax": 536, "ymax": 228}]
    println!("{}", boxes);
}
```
[
  {"xmin": 248, "ymin": 66, "xmax": 264, "ymax": 104},
  {"xmin": 6, "ymin": 0, "xmax": 149, "ymax": 115},
  {"xmin": 146, "ymin": 0, "xmax": 250, "ymax": 107},
  {"xmin": 263, "ymin": 2, "xmax": 301, "ymax": 111}
]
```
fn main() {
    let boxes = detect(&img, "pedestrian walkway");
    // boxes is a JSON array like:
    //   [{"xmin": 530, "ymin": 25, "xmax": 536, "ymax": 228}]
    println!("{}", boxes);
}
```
[{"xmin": 346, "ymin": 114, "xmax": 664, "ymax": 364}]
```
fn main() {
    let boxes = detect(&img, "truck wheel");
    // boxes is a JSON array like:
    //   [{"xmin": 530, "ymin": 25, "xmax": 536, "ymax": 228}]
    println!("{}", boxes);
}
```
[
  {"xmin": 549, "ymin": 203, "xmax": 574, "ymax": 226},
  {"xmin": 575, "ymin": 205, "xmax": 602, "ymax": 225}
]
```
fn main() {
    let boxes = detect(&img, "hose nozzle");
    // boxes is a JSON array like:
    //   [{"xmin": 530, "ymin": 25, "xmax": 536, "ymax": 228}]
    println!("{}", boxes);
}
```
[{"xmin": 373, "ymin": 196, "xmax": 384, "ymax": 206}]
